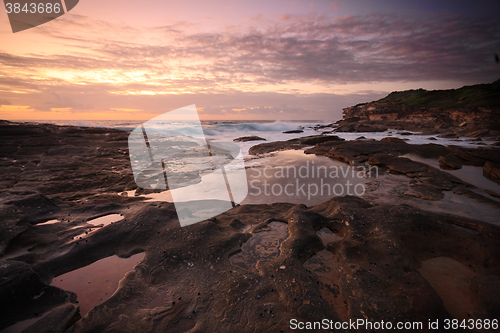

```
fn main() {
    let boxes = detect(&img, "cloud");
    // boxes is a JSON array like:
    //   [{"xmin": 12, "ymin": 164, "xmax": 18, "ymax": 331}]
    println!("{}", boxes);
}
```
[
  {"xmin": 2, "ymin": 12, "xmax": 499, "ymax": 87},
  {"xmin": 1, "ymin": 11, "xmax": 499, "ymax": 118},
  {"xmin": 32, "ymin": 91, "xmax": 94, "ymax": 111},
  {"xmin": 0, "ymin": 81, "xmax": 386, "ymax": 119},
  {"xmin": 0, "ymin": 76, "xmax": 39, "ymax": 91},
  {"xmin": 205, "ymin": 13, "xmax": 500, "ymax": 83},
  {"xmin": 0, "ymin": 99, "xmax": 11, "ymax": 106}
]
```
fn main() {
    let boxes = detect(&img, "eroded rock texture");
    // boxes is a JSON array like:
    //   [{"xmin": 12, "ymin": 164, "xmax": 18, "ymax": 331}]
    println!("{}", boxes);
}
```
[
  {"xmin": 335, "ymin": 80, "xmax": 500, "ymax": 139},
  {"xmin": 1, "ymin": 121, "xmax": 500, "ymax": 333},
  {"xmin": 65, "ymin": 197, "xmax": 500, "ymax": 332}
]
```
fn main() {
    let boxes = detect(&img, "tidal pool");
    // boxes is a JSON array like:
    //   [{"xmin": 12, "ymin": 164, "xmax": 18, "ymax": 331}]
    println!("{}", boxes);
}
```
[
  {"xmin": 35, "ymin": 219, "xmax": 60, "ymax": 226},
  {"xmin": 403, "ymin": 153, "xmax": 500, "ymax": 194},
  {"xmin": 51, "ymin": 252, "xmax": 145, "ymax": 316},
  {"xmin": 86, "ymin": 214, "xmax": 124, "ymax": 226}
]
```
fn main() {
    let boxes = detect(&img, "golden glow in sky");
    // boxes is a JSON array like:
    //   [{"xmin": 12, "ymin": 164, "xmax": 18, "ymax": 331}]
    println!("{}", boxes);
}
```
[{"xmin": 0, "ymin": 0, "xmax": 498, "ymax": 120}]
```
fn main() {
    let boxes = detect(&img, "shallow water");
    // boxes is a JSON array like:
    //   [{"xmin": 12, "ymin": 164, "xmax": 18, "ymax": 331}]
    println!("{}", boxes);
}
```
[
  {"xmin": 70, "ymin": 226, "xmax": 103, "ymax": 241},
  {"xmin": 129, "ymin": 150, "xmax": 371, "ymax": 207},
  {"xmin": 51, "ymin": 252, "xmax": 145, "ymax": 316},
  {"xmin": 35, "ymin": 219, "xmax": 60, "ymax": 226},
  {"xmin": 229, "ymin": 221, "xmax": 289, "ymax": 272},
  {"xmin": 86, "ymin": 214, "xmax": 124, "ymax": 226},
  {"xmin": 66, "ymin": 214, "xmax": 125, "ymax": 241},
  {"xmin": 362, "ymin": 172, "xmax": 500, "ymax": 225},
  {"xmin": 241, "ymin": 150, "xmax": 370, "ymax": 206},
  {"xmin": 35, "ymin": 120, "xmax": 497, "ymax": 156},
  {"xmin": 334, "ymin": 130, "xmax": 496, "ymax": 149},
  {"xmin": 403, "ymin": 153, "xmax": 500, "ymax": 194}
]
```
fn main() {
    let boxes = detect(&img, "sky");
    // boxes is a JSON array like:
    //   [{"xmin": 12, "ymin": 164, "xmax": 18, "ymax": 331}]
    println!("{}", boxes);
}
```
[{"xmin": 0, "ymin": 0, "xmax": 499, "ymax": 121}]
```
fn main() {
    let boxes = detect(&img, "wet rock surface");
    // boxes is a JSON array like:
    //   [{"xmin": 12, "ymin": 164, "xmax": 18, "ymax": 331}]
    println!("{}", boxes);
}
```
[
  {"xmin": 446, "ymin": 145, "xmax": 500, "ymax": 166},
  {"xmin": 0, "ymin": 260, "xmax": 76, "ymax": 329},
  {"xmin": 248, "ymin": 134, "xmax": 344, "ymax": 155},
  {"xmin": 1, "ymin": 121, "xmax": 500, "ymax": 332},
  {"xmin": 23, "ymin": 303, "xmax": 81, "ymax": 333},
  {"xmin": 453, "ymin": 187, "xmax": 500, "ymax": 209},
  {"xmin": 63, "ymin": 198, "xmax": 500, "ymax": 332},
  {"xmin": 251, "ymin": 134, "xmax": 500, "ymax": 210},
  {"xmin": 438, "ymin": 154, "xmax": 463, "ymax": 170},
  {"xmin": 331, "ymin": 80, "xmax": 500, "ymax": 140},
  {"xmin": 233, "ymin": 136, "xmax": 266, "ymax": 142},
  {"xmin": 404, "ymin": 181, "xmax": 445, "ymax": 201},
  {"xmin": 484, "ymin": 161, "xmax": 500, "ymax": 185}
]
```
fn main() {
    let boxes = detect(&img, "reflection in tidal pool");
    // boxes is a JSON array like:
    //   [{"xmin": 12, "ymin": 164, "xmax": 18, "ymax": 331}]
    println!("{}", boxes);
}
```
[
  {"xmin": 86, "ymin": 214, "xmax": 124, "ymax": 226},
  {"xmin": 403, "ymin": 153, "xmax": 500, "ymax": 194},
  {"xmin": 36, "ymin": 219, "xmax": 60, "ymax": 226},
  {"xmin": 51, "ymin": 252, "xmax": 145, "ymax": 316}
]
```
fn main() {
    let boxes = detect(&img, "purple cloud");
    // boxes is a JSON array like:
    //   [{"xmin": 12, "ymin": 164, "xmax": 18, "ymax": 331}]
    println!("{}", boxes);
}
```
[
  {"xmin": 0, "ymin": 99, "xmax": 11, "ymax": 106},
  {"xmin": 1, "ymin": 11, "xmax": 498, "ymax": 118}
]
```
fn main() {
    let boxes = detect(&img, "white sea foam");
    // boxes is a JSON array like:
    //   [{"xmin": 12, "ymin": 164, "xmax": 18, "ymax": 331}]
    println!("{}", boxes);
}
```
[{"xmin": 34, "ymin": 119, "xmax": 496, "ymax": 157}]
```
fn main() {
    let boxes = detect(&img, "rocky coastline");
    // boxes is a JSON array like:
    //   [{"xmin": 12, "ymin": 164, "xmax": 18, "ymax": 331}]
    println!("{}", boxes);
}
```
[
  {"xmin": 334, "ymin": 80, "xmax": 500, "ymax": 142},
  {"xmin": 1, "ymin": 94, "xmax": 500, "ymax": 333}
]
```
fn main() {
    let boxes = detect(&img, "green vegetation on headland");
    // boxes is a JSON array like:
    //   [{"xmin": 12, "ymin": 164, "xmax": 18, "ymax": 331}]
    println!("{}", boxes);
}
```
[{"xmin": 377, "ymin": 79, "xmax": 500, "ymax": 109}]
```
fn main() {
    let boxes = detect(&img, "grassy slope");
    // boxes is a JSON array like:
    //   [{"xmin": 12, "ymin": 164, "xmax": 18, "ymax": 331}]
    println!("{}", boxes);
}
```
[{"xmin": 377, "ymin": 79, "xmax": 500, "ymax": 109}]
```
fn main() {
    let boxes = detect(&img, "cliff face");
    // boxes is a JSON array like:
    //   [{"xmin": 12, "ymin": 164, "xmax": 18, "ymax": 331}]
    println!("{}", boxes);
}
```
[
  {"xmin": 343, "ymin": 102, "xmax": 497, "ymax": 125},
  {"xmin": 337, "ymin": 80, "xmax": 500, "ymax": 138}
]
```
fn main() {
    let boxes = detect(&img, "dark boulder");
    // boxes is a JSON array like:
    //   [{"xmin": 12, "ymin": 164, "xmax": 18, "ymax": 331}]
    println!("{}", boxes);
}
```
[
  {"xmin": 438, "ymin": 154, "xmax": 463, "ymax": 170},
  {"xmin": 0, "ymin": 260, "xmax": 75, "ymax": 330},
  {"xmin": 233, "ymin": 136, "xmax": 266, "ymax": 142},
  {"xmin": 23, "ymin": 304, "xmax": 80, "ymax": 333},
  {"xmin": 438, "ymin": 133, "xmax": 459, "ymax": 138},
  {"xmin": 301, "ymin": 135, "xmax": 344, "ymax": 145},
  {"xmin": 404, "ymin": 182, "xmax": 444, "ymax": 200},
  {"xmin": 381, "ymin": 137, "xmax": 407, "ymax": 144},
  {"xmin": 483, "ymin": 161, "xmax": 500, "ymax": 184},
  {"xmin": 283, "ymin": 130, "xmax": 303, "ymax": 134}
]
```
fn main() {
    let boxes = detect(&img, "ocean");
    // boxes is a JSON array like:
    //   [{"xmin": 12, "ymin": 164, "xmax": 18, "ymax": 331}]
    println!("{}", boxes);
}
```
[{"xmin": 29, "ymin": 119, "xmax": 495, "ymax": 157}]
